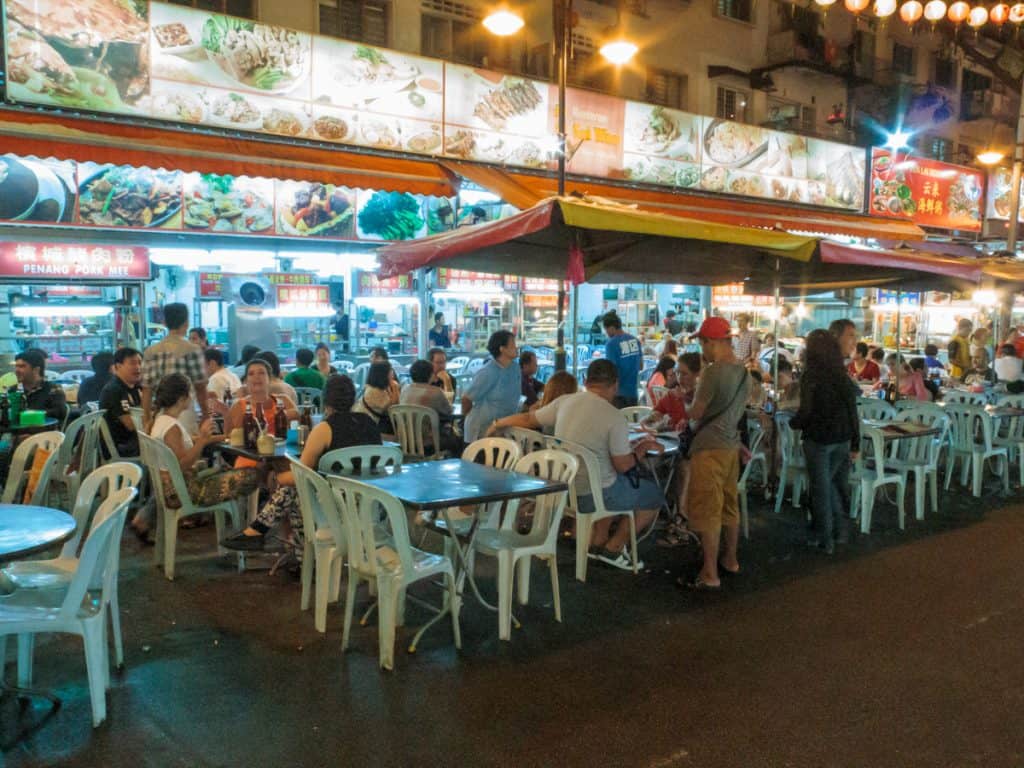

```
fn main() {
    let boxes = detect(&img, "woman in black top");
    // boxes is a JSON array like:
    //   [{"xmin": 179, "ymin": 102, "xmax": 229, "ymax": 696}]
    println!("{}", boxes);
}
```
[
  {"xmin": 791, "ymin": 329, "xmax": 860, "ymax": 554},
  {"xmin": 222, "ymin": 374, "xmax": 381, "ymax": 554}
]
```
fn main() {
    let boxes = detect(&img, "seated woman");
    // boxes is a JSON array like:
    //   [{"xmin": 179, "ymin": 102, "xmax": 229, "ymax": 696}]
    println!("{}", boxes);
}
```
[
  {"xmin": 222, "ymin": 374, "xmax": 381, "ymax": 552},
  {"xmin": 149, "ymin": 373, "xmax": 259, "ymax": 509},
  {"xmin": 962, "ymin": 349, "xmax": 997, "ymax": 387},
  {"xmin": 530, "ymin": 371, "xmax": 577, "ymax": 430},
  {"xmin": 314, "ymin": 342, "xmax": 338, "ymax": 378},
  {"xmin": 876, "ymin": 353, "xmax": 930, "ymax": 401},
  {"xmin": 646, "ymin": 356, "xmax": 677, "ymax": 407},
  {"xmin": 226, "ymin": 360, "xmax": 298, "ymax": 460},
  {"xmin": 847, "ymin": 342, "xmax": 881, "ymax": 382},
  {"xmin": 353, "ymin": 362, "xmax": 397, "ymax": 436},
  {"xmin": 909, "ymin": 357, "xmax": 940, "ymax": 401}
]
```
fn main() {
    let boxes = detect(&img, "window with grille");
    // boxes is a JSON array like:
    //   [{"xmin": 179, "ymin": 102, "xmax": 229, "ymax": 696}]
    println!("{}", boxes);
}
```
[
  {"xmin": 934, "ymin": 57, "xmax": 956, "ymax": 88},
  {"xmin": 928, "ymin": 136, "xmax": 952, "ymax": 162},
  {"xmin": 892, "ymin": 43, "xmax": 914, "ymax": 77},
  {"xmin": 645, "ymin": 68, "xmax": 687, "ymax": 110},
  {"xmin": 420, "ymin": 1, "xmax": 492, "ymax": 67},
  {"xmin": 167, "ymin": 0, "xmax": 255, "ymax": 15},
  {"xmin": 716, "ymin": 0, "xmax": 753, "ymax": 23},
  {"xmin": 800, "ymin": 105, "xmax": 816, "ymax": 134},
  {"xmin": 716, "ymin": 86, "xmax": 749, "ymax": 123},
  {"xmin": 567, "ymin": 35, "xmax": 611, "ymax": 92},
  {"xmin": 319, "ymin": 0, "xmax": 391, "ymax": 47}
]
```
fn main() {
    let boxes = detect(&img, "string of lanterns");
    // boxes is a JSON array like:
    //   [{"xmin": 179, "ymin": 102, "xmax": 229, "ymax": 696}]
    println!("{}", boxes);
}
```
[{"xmin": 812, "ymin": 0, "xmax": 1024, "ymax": 28}]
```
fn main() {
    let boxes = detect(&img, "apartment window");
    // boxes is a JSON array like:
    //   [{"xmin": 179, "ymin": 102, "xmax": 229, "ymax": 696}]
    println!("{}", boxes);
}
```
[
  {"xmin": 320, "ymin": 0, "xmax": 391, "ymax": 47},
  {"xmin": 853, "ymin": 29, "xmax": 875, "ymax": 78},
  {"xmin": 928, "ymin": 136, "xmax": 952, "ymax": 162},
  {"xmin": 716, "ymin": 86, "xmax": 749, "ymax": 123},
  {"xmin": 167, "ymin": 0, "xmax": 255, "ymax": 15},
  {"xmin": 960, "ymin": 69, "xmax": 992, "ymax": 121},
  {"xmin": 568, "ymin": 34, "xmax": 611, "ymax": 92},
  {"xmin": 645, "ymin": 68, "xmax": 687, "ymax": 110},
  {"xmin": 800, "ymin": 105, "xmax": 816, "ymax": 134},
  {"xmin": 716, "ymin": 0, "xmax": 753, "ymax": 23},
  {"xmin": 934, "ymin": 57, "xmax": 956, "ymax": 88},
  {"xmin": 892, "ymin": 43, "xmax": 915, "ymax": 77}
]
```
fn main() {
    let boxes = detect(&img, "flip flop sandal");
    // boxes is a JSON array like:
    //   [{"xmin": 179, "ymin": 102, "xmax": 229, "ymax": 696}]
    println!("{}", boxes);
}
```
[
  {"xmin": 676, "ymin": 574, "xmax": 721, "ymax": 591},
  {"xmin": 718, "ymin": 562, "xmax": 741, "ymax": 576}
]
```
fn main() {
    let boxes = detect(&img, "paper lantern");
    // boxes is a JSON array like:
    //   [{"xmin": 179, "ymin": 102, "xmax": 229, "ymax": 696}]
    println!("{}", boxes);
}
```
[
  {"xmin": 814, "ymin": 0, "xmax": 838, "ymax": 6},
  {"xmin": 1009, "ymin": 2, "xmax": 1024, "ymax": 21},
  {"xmin": 968, "ymin": 4, "xmax": 989, "ymax": 25},
  {"xmin": 846, "ymin": 0, "xmax": 871, "ymax": 11},
  {"xmin": 948, "ymin": 0, "xmax": 971, "ymax": 20},
  {"xmin": 924, "ymin": 0, "xmax": 947, "ymax": 20},
  {"xmin": 900, "ymin": 0, "xmax": 924, "ymax": 22},
  {"xmin": 990, "ymin": 3, "xmax": 1010, "ymax": 22},
  {"xmin": 875, "ymin": 0, "xmax": 899, "ymax": 15}
]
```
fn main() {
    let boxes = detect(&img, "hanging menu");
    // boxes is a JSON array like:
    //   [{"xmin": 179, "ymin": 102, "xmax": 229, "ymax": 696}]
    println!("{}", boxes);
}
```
[
  {"xmin": 868, "ymin": 149, "xmax": 983, "ymax": 231},
  {"xmin": 3, "ymin": 0, "xmax": 868, "ymax": 212}
]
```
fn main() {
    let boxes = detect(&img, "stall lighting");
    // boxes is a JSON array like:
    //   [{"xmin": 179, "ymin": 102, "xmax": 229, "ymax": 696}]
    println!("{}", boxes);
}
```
[
  {"xmin": 434, "ymin": 289, "xmax": 510, "ymax": 299},
  {"xmin": 874, "ymin": 0, "xmax": 899, "ymax": 16},
  {"xmin": 482, "ymin": 9, "xmax": 524, "ymax": 35},
  {"xmin": 263, "ymin": 306, "xmax": 336, "ymax": 318},
  {"xmin": 968, "ymin": 4, "xmax": 989, "ymax": 25},
  {"xmin": 599, "ymin": 39, "xmax": 639, "ymax": 65},
  {"xmin": 972, "ymin": 289, "xmax": 998, "ymax": 307},
  {"xmin": 794, "ymin": 303, "xmax": 810, "ymax": 318},
  {"xmin": 948, "ymin": 0, "xmax": 971, "ymax": 20},
  {"xmin": 12, "ymin": 304, "xmax": 114, "ymax": 318},
  {"xmin": 923, "ymin": 0, "xmax": 948, "ymax": 21},
  {"xmin": 870, "ymin": 302, "xmax": 921, "ymax": 312},
  {"xmin": 899, "ymin": 0, "xmax": 924, "ymax": 23},
  {"xmin": 977, "ymin": 150, "xmax": 1006, "ymax": 165}
]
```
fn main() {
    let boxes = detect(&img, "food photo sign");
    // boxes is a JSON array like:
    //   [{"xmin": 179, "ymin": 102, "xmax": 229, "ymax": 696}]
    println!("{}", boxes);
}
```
[
  {"xmin": 985, "ymin": 167, "xmax": 1024, "ymax": 223},
  {"xmin": 868, "ymin": 149, "xmax": 983, "ymax": 231},
  {"xmin": 3, "ymin": 0, "xmax": 865, "ymax": 211}
]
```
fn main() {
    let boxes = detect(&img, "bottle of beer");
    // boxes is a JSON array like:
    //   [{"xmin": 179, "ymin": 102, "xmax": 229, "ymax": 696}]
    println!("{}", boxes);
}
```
[
  {"xmin": 255, "ymin": 401, "xmax": 267, "ymax": 434},
  {"xmin": 273, "ymin": 396, "xmax": 288, "ymax": 438},
  {"xmin": 243, "ymin": 400, "xmax": 259, "ymax": 449},
  {"xmin": 0, "ymin": 390, "xmax": 9, "ymax": 430},
  {"xmin": 300, "ymin": 403, "xmax": 314, "ymax": 431},
  {"xmin": 885, "ymin": 381, "xmax": 897, "ymax": 404},
  {"xmin": 223, "ymin": 389, "xmax": 233, "ymax": 410}
]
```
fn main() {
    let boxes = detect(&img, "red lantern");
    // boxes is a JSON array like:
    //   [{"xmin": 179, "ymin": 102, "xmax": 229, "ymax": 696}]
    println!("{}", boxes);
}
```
[
  {"xmin": 948, "ymin": 0, "xmax": 971, "ymax": 20},
  {"xmin": 990, "ymin": 2, "xmax": 1010, "ymax": 22},
  {"xmin": 900, "ymin": 0, "xmax": 924, "ymax": 22}
]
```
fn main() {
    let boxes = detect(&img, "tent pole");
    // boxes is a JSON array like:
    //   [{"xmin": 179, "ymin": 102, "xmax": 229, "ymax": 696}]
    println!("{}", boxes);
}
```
[
  {"xmin": 572, "ymin": 283, "xmax": 579, "ymax": 376},
  {"xmin": 555, "ymin": 283, "xmax": 566, "ymax": 371},
  {"xmin": 773, "ymin": 259, "xmax": 780, "ymax": 387},
  {"xmin": 895, "ymin": 286, "xmax": 902, "ymax": 396}
]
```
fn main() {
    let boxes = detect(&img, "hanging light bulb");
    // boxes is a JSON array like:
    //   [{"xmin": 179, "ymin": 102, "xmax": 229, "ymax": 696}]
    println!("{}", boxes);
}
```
[
  {"xmin": 900, "ymin": 0, "xmax": 924, "ymax": 22},
  {"xmin": 846, "ymin": 0, "xmax": 871, "ymax": 11},
  {"xmin": 968, "ymin": 4, "xmax": 989, "ymax": 25},
  {"xmin": 1009, "ymin": 2, "xmax": 1024, "ymax": 20},
  {"xmin": 924, "ymin": 0, "xmax": 948, "ymax": 22},
  {"xmin": 814, "ymin": 0, "xmax": 838, "ymax": 7},
  {"xmin": 990, "ymin": 2, "xmax": 1011, "ymax": 22},
  {"xmin": 948, "ymin": 0, "xmax": 971, "ymax": 20},
  {"xmin": 875, "ymin": 0, "xmax": 899, "ymax": 15}
]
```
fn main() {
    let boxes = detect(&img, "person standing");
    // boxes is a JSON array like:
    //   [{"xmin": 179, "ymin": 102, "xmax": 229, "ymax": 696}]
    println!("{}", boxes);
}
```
[
  {"xmin": 602, "ymin": 311, "xmax": 642, "ymax": 408},
  {"xmin": 664, "ymin": 310, "xmax": 683, "ymax": 336},
  {"xmin": 332, "ymin": 306, "xmax": 350, "ymax": 353},
  {"xmin": 462, "ymin": 330, "xmax": 521, "ymax": 443},
  {"xmin": 791, "ymin": 329, "xmax": 859, "ymax": 555},
  {"xmin": 682, "ymin": 317, "xmax": 751, "ymax": 590},
  {"xmin": 428, "ymin": 312, "xmax": 452, "ymax": 348},
  {"xmin": 948, "ymin": 318, "xmax": 973, "ymax": 379},
  {"xmin": 734, "ymin": 313, "xmax": 760, "ymax": 366},
  {"xmin": 141, "ymin": 302, "xmax": 208, "ymax": 431},
  {"xmin": 828, "ymin": 318, "xmax": 859, "ymax": 363}
]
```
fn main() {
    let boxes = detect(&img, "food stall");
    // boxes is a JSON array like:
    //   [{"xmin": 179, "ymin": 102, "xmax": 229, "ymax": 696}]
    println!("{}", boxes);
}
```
[
  {"xmin": 351, "ymin": 270, "xmax": 420, "ymax": 357},
  {"xmin": 518, "ymin": 277, "xmax": 564, "ymax": 347},
  {"xmin": 430, "ymin": 270, "xmax": 518, "ymax": 355}
]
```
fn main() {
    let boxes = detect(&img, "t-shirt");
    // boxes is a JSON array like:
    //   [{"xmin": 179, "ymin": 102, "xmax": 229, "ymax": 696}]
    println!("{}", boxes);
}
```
[
  {"xmin": 77, "ymin": 373, "xmax": 111, "ymax": 406},
  {"xmin": 534, "ymin": 390, "xmax": 631, "ymax": 494},
  {"xmin": 428, "ymin": 326, "xmax": 451, "ymax": 348},
  {"xmin": 400, "ymin": 382, "xmax": 452, "ymax": 416},
  {"xmin": 99, "ymin": 375, "xmax": 141, "ymax": 456},
  {"xmin": 995, "ymin": 355, "xmax": 1023, "ymax": 382},
  {"xmin": 284, "ymin": 366, "xmax": 326, "ymax": 390},
  {"xmin": 847, "ymin": 359, "xmax": 881, "ymax": 382},
  {"xmin": 604, "ymin": 333, "xmax": 642, "ymax": 403},
  {"xmin": 463, "ymin": 359, "xmax": 521, "ymax": 442},
  {"xmin": 521, "ymin": 373, "xmax": 543, "ymax": 407},
  {"xmin": 690, "ymin": 361, "xmax": 751, "ymax": 454},
  {"xmin": 654, "ymin": 391, "xmax": 687, "ymax": 427},
  {"xmin": 207, "ymin": 367, "xmax": 242, "ymax": 401}
]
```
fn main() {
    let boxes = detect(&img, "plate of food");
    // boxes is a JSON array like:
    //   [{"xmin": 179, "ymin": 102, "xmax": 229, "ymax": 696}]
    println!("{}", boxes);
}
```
[
  {"xmin": 358, "ymin": 118, "xmax": 400, "ymax": 149},
  {"xmin": 332, "ymin": 45, "xmax": 420, "ymax": 99},
  {"xmin": 405, "ymin": 128, "xmax": 442, "ymax": 154},
  {"xmin": 262, "ymin": 107, "xmax": 309, "ymax": 137},
  {"xmin": 703, "ymin": 119, "xmax": 768, "ymax": 168},
  {"xmin": 184, "ymin": 174, "xmax": 273, "ymax": 233},
  {"xmin": 277, "ymin": 182, "xmax": 354, "ymax": 237},
  {"xmin": 78, "ymin": 166, "xmax": 182, "ymax": 228},
  {"xmin": 357, "ymin": 190, "xmax": 426, "ymax": 241},
  {"xmin": 201, "ymin": 15, "xmax": 309, "ymax": 94},
  {"xmin": 151, "ymin": 89, "xmax": 205, "ymax": 124},
  {"xmin": 312, "ymin": 114, "xmax": 350, "ymax": 142},
  {"xmin": 207, "ymin": 92, "xmax": 263, "ymax": 131}
]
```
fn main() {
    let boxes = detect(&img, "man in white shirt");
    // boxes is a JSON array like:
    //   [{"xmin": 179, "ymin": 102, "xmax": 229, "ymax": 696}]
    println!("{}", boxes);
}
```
[
  {"xmin": 994, "ymin": 344, "xmax": 1023, "ymax": 383},
  {"xmin": 204, "ymin": 348, "xmax": 242, "ymax": 401},
  {"xmin": 487, "ymin": 359, "xmax": 662, "ymax": 571}
]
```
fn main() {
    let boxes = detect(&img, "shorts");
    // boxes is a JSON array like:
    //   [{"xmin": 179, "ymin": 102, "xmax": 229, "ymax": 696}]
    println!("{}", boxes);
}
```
[
  {"xmin": 686, "ymin": 448, "xmax": 740, "ymax": 534},
  {"xmin": 577, "ymin": 473, "xmax": 663, "ymax": 514}
]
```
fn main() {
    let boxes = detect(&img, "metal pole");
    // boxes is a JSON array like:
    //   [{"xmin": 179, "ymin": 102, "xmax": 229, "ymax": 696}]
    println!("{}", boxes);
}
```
[
  {"xmin": 553, "ymin": 0, "xmax": 570, "ymax": 372},
  {"xmin": 773, "ymin": 261, "xmax": 780, "ymax": 387},
  {"xmin": 572, "ymin": 283, "xmax": 579, "ymax": 376},
  {"xmin": 895, "ymin": 286, "xmax": 902, "ymax": 395},
  {"xmin": 1007, "ymin": 76, "xmax": 1024, "ymax": 254}
]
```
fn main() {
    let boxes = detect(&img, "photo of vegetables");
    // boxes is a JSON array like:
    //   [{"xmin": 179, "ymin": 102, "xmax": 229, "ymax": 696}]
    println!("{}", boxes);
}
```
[
  {"xmin": 275, "ymin": 181, "xmax": 355, "ymax": 238},
  {"xmin": 76, "ymin": 163, "xmax": 182, "ymax": 229},
  {"xmin": 357, "ymin": 191, "xmax": 427, "ymax": 241}
]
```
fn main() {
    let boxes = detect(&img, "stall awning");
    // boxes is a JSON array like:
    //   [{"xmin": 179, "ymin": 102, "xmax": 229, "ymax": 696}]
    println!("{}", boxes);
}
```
[
  {"xmin": 444, "ymin": 161, "xmax": 926, "ymax": 241},
  {"xmin": 378, "ymin": 196, "xmax": 818, "ymax": 284},
  {"xmin": 820, "ymin": 242, "xmax": 983, "ymax": 281},
  {"xmin": 0, "ymin": 110, "xmax": 456, "ymax": 197}
]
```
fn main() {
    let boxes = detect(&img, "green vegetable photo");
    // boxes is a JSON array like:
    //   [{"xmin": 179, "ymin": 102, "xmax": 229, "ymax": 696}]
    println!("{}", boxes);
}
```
[{"xmin": 358, "ymin": 191, "xmax": 425, "ymax": 240}]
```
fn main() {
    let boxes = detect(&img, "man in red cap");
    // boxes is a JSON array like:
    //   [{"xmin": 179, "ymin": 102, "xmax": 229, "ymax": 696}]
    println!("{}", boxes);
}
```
[{"xmin": 682, "ymin": 316, "xmax": 752, "ymax": 590}]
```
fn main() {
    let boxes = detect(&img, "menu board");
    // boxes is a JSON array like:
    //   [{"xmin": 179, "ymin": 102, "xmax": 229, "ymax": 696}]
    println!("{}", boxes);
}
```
[
  {"xmin": 199, "ymin": 271, "xmax": 315, "ymax": 297},
  {"xmin": 711, "ymin": 284, "xmax": 774, "ymax": 308},
  {"xmin": 276, "ymin": 284, "xmax": 330, "ymax": 310},
  {"xmin": 435, "ymin": 270, "xmax": 519, "ymax": 291},
  {"xmin": 2, "ymin": 0, "xmax": 867, "ymax": 211},
  {"xmin": 868, "ymin": 149, "xmax": 982, "ymax": 231},
  {"xmin": 355, "ymin": 270, "xmax": 415, "ymax": 297},
  {"xmin": 985, "ymin": 167, "xmax": 1023, "ymax": 222}
]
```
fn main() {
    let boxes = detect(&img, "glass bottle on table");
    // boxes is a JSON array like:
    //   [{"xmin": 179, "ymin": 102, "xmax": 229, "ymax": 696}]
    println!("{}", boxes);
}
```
[
  {"xmin": 273, "ymin": 396, "xmax": 288, "ymax": 438},
  {"xmin": 242, "ymin": 400, "xmax": 259, "ymax": 450}
]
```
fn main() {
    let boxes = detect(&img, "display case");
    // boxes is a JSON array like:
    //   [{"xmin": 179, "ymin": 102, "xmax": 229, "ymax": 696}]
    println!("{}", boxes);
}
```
[{"xmin": 520, "ymin": 293, "xmax": 560, "ymax": 346}]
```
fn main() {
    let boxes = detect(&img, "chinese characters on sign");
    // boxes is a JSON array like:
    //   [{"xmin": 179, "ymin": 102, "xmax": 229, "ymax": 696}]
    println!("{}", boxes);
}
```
[
  {"xmin": 868, "ymin": 149, "xmax": 982, "ymax": 231},
  {"xmin": 199, "ymin": 272, "xmax": 317, "ymax": 298},
  {"xmin": 276, "ymin": 285, "xmax": 330, "ymax": 309},
  {"xmin": 435, "ymin": 269, "xmax": 518, "ymax": 291},
  {"xmin": 355, "ymin": 270, "xmax": 414, "ymax": 297},
  {"xmin": 0, "ymin": 243, "xmax": 151, "ymax": 279},
  {"xmin": 711, "ymin": 284, "xmax": 774, "ymax": 308}
]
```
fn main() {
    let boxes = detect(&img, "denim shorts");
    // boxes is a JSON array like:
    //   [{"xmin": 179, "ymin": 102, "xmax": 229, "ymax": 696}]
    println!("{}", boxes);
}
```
[{"xmin": 577, "ymin": 473, "xmax": 664, "ymax": 513}]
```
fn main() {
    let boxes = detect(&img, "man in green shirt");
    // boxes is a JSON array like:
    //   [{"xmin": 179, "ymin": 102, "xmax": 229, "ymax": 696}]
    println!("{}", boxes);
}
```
[{"xmin": 284, "ymin": 348, "xmax": 326, "ymax": 390}]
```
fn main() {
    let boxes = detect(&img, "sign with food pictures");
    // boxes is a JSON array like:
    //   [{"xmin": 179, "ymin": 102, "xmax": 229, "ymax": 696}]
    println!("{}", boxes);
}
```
[
  {"xmin": 985, "ymin": 167, "xmax": 1023, "ymax": 222},
  {"xmin": 869, "ymin": 149, "xmax": 982, "ymax": 231},
  {"xmin": 0, "ymin": 242, "xmax": 150, "ymax": 279},
  {"xmin": 2, "ymin": 0, "xmax": 866, "ymax": 211}
]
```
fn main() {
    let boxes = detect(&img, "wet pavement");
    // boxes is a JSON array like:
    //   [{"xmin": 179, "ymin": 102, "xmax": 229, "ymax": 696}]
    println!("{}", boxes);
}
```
[{"xmin": 3, "ymin": 480, "xmax": 1023, "ymax": 768}]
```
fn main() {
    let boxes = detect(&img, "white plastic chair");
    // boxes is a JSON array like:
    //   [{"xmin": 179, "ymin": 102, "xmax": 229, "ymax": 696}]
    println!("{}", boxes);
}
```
[
  {"xmin": 1, "ymin": 431, "xmax": 65, "ymax": 507},
  {"xmin": 333, "ymin": 476, "xmax": 461, "ymax": 670},
  {"xmin": 51, "ymin": 410, "xmax": 106, "ymax": 508},
  {"xmin": 472, "ymin": 449, "xmax": 578, "ymax": 641},
  {"xmin": 335, "ymin": 360, "xmax": 355, "ymax": 372},
  {"xmin": 447, "ymin": 356, "xmax": 469, "ymax": 374},
  {"xmin": 990, "ymin": 394, "xmax": 1024, "ymax": 486},
  {"xmin": 291, "ymin": 459, "xmax": 348, "ymax": 634},
  {"xmin": 138, "ymin": 434, "xmax": 245, "ymax": 581},
  {"xmin": 737, "ymin": 428, "xmax": 767, "ymax": 539},
  {"xmin": 465, "ymin": 357, "xmax": 486, "ymax": 375},
  {"xmin": 293, "ymin": 386, "xmax": 323, "ymax": 409},
  {"xmin": 390, "ymin": 404, "xmax": 442, "ymax": 461},
  {"xmin": 3, "ymin": 464, "xmax": 142, "ymax": 669},
  {"xmin": 851, "ymin": 425, "xmax": 907, "ymax": 533},
  {"xmin": 318, "ymin": 445, "xmax": 404, "ymax": 477},
  {"xmin": 943, "ymin": 390, "xmax": 988, "ymax": 406},
  {"xmin": 501, "ymin": 427, "xmax": 547, "ymax": 457},
  {"xmin": 351, "ymin": 363, "xmax": 370, "ymax": 389},
  {"xmin": 773, "ymin": 414, "xmax": 807, "ymax": 515},
  {"xmin": 885, "ymin": 407, "xmax": 949, "ymax": 521},
  {"xmin": 0, "ymin": 491, "xmax": 133, "ymax": 727},
  {"xmin": 857, "ymin": 398, "xmax": 896, "ymax": 421},
  {"xmin": 943, "ymin": 404, "xmax": 1009, "ymax": 497},
  {"xmin": 543, "ymin": 435, "xmax": 640, "ymax": 582},
  {"xmin": 55, "ymin": 369, "xmax": 93, "ymax": 385},
  {"xmin": 621, "ymin": 406, "xmax": 652, "ymax": 424}
]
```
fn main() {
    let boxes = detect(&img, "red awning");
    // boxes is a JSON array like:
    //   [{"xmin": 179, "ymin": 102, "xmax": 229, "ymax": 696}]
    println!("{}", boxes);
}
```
[
  {"xmin": 0, "ymin": 110, "xmax": 456, "ymax": 197},
  {"xmin": 819, "ymin": 241, "xmax": 983, "ymax": 281}
]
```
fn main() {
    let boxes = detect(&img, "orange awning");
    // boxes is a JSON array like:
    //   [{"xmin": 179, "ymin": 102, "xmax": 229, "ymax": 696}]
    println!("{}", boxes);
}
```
[
  {"xmin": 0, "ymin": 110, "xmax": 455, "ymax": 197},
  {"xmin": 445, "ymin": 161, "xmax": 926, "ymax": 241}
]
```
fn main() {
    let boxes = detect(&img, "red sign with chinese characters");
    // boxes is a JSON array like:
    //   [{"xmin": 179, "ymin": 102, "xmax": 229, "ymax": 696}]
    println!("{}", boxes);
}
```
[
  {"xmin": 355, "ymin": 270, "xmax": 415, "ymax": 297},
  {"xmin": 275, "ymin": 284, "xmax": 330, "ymax": 308},
  {"xmin": 199, "ymin": 271, "xmax": 316, "ymax": 298},
  {"xmin": 435, "ymin": 269, "xmax": 518, "ymax": 291},
  {"xmin": 712, "ymin": 283, "xmax": 774, "ymax": 308},
  {"xmin": 0, "ymin": 243, "xmax": 150, "ymax": 280},
  {"xmin": 520, "ymin": 276, "xmax": 562, "ymax": 293},
  {"xmin": 868, "ymin": 149, "xmax": 983, "ymax": 231}
]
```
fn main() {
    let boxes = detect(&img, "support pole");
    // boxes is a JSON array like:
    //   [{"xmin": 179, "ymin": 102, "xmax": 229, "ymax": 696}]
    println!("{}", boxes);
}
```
[
  {"xmin": 894, "ymin": 286, "xmax": 902, "ymax": 396},
  {"xmin": 553, "ymin": 0, "xmax": 570, "ymax": 372}
]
